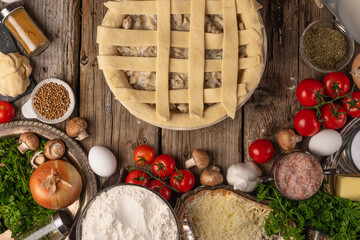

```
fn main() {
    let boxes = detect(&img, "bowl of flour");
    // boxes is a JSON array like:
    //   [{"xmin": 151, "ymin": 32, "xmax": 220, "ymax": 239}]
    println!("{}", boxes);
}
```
[{"xmin": 76, "ymin": 184, "xmax": 180, "ymax": 240}]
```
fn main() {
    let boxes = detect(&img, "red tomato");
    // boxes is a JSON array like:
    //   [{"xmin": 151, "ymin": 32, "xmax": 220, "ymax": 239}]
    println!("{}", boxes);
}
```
[
  {"xmin": 149, "ymin": 180, "xmax": 172, "ymax": 201},
  {"xmin": 248, "ymin": 139, "xmax": 274, "ymax": 164},
  {"xmin": 152, "ymin": 154, "xmax": 176, "ymax": 178},
  {"xmin": 342, "ymin": 91, "xmax": 360, "ymax": 118},
  {"xmin": 133, "ymin": 145, "xmax": 155, "ymax": 166},
  {"xmin": 296, "ymin": 79, "xmax": 325, "ymax": 107},
  {"xmin": 170, "ymin": 169, "xmax": 195, "ymax": 193},
  {"xmin": 125, "ymin": 170, "xmax": 150, "ymax": 186},
  {"xmin": 294, "ymin": 109, "xmax": 321, "ymax": 136},
  {"xmin": 0, "ymin": 101, "xmax": 15, "ymax": 124},
  {"xmin": 322, "ymin": 72, "xmax": 350, "ymax": 98},
  {"xmin": 320, "ymin": 104, "xmax": 347, "ymax": 130}
]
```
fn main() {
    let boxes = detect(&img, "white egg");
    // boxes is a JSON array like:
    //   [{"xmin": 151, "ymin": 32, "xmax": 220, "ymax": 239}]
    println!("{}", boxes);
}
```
[
  {"xmin": 308, "ymin": 129, "xmax": 342, "ymax": 156},
  {"xmin": 88, "ymin": 146, "xmax": 117, "ymax": 177}
]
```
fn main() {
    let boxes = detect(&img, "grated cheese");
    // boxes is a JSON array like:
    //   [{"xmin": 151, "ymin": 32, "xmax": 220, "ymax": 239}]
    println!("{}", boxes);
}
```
[{"xmin": 185, "ymin": 190, "xmax": 270, "ymax": 240}]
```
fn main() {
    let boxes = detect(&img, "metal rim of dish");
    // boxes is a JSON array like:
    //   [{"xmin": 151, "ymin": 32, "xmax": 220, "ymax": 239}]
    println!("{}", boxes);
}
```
[{"xmin": 76, "ymin": 183, "xmax": 181, "ymax": 240}]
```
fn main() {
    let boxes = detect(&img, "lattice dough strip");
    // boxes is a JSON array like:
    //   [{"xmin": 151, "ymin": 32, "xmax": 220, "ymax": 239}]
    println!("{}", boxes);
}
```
[
  {"xmin": 188, "ymin": 0, "xmax": 205, "ymax": 118},
  {"xmin": 104, "ymin": 0, "xmax": 262, "ymax": 15},
  {"xmin": 98, "ymin": 55, "xmax": 261, "ymax": 72},
  {"xmin": 155, "ymin": 0, "xmax": 171, "ymax": 121},
  {"xmin": 97, "ymin": 26, "xmax": 262, "ymax": 49},
  {"xmin": 112, "ymin": 83, "xmax": 247, "ymax": 104},
  {"xmin": 221, "ymin": 0, "xmax": 239, "ymax": 119}
]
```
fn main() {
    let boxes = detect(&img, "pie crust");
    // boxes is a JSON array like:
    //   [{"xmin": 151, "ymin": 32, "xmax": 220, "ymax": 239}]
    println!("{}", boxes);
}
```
[{"xmin": 97, "ymin": 0, "xmax": 264, "ymax": 129}]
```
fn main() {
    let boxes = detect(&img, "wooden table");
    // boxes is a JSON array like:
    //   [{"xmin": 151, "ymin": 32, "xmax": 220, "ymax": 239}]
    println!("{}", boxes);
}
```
[{"xmin": 2, "ymin": 0, "xmax": 358, "ymax": 185}]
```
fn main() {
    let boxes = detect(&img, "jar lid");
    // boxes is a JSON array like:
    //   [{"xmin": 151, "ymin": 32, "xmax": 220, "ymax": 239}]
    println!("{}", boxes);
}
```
[{"xmin": 0, "ymin": 2, "xmax": 23, "ymax": 23}]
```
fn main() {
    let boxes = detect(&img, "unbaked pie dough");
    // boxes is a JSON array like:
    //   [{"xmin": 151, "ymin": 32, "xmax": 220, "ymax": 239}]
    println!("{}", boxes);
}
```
[
  {"xmin": 0, "ymin": 52, "xmax": 32, "ymax": 97},
  {"xmin": 97, "ymin": 0, "xmax": 264, "ymax": 129}
]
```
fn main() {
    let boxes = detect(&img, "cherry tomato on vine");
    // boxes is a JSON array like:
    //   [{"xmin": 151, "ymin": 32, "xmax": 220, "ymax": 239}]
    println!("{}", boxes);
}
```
[
  {"xmin": 296, "ymin": 79, "xmax": 325, "ymax": 107},
  {"xmin": 0, "ymin": 101, "xmax": 15, "ymax": 124},
  {"xmin": 294, "ymin": 109, "xmax": 320, "ymax": 137},
  {"xmin": 149, "ymin": 180, "xmax": 172, "ymax": 201},
  {"xmin": 125, "ymin": 170, "xmax": 150, "ymax": 186},
  {"xmin": 320, "ymin": 103, "xmax": 347, "ymax": 130},
  {"xmin": 248, "ymin": 139, "xmax": 274, "ymax": 164},
  {"xmin": 133, "ymin": 145, "xmax": 155, "ymax": 166},
  {"xmin": 152, "ymin": 154, "xmax": 176, "ymax": 178},
  {"xmin": 342, "ymin": 91, "xmax": 360, "ymax": 118},
  {"xmin": 322, "ymin": 72, "xmax": 350, "ymax": 98},
  {"xmin": 170, "ymin": 169, "xmax": 195, "ymax": 193}
]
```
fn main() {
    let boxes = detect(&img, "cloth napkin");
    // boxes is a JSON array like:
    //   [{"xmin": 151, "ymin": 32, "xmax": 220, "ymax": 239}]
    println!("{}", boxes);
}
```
[{"xmin": 68, "ymin": 167, "xmax": 125, "ymax": 240}]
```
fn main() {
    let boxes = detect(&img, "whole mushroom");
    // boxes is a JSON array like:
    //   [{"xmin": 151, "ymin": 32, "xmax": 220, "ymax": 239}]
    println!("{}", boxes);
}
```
[
  {"xmin": 351, "ymin": 53, "xmax": 360, "ymax": 89},
  {"xmin": 277, "ymin": 129, "xmax": 302, "ymax": 151},
  {"xmin": 44, "ymin": 139, "xmax": 66, "ymax": 160},
  {"xmin": 30, "ymin": 151, "xmax": 46, "ymax": 169},
  {"xmin": 66, "ymin": 118, "xmax": 89, "ymax": 141},
  {"xmin": 200, "ymin": 166, "xmax": 224, "ymax": 186},
  {"xmin": 18, "ymin": 132, "xmax": 40, "ymax": 154},
  {"xmin": 185, "ymin": 149, "xmax": 210, "ymax": 170}
]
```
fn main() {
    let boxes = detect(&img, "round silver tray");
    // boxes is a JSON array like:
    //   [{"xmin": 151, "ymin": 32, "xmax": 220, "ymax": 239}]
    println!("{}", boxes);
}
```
[{"xmin": 0, "ymin": 121, "xmax": 98, "ymax": 221}]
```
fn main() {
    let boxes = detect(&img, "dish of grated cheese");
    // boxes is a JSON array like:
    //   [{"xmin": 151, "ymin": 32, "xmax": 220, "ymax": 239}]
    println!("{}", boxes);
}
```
[{"xmin": 183, "ymin": 189, "xmax": 270, "ymax": 240}]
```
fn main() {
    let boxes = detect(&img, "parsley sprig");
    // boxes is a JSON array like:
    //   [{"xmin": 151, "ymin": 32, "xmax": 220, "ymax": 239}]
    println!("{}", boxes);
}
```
[
  {"xmin": 0, "ymin": 138, "xmax": 55, "ymax": 237},
  {"xmin": 257, "ymin": 183, "xmax": 360, "ymax": 240}
]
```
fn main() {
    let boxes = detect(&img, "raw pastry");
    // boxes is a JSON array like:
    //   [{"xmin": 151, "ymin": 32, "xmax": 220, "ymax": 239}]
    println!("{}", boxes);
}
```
[
  {"xmin": 97, "ymin": 0, "xmax": 264, "ymax": 129},
  {"xmin": 0, "ymin": 51, "xmax": 32, "ymax": 97}
]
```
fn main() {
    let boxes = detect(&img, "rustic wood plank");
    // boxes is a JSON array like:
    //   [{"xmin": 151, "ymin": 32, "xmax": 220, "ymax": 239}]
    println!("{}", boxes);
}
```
[
  {"xmin": 1, "ymin": 0, "xmax": 81, "ymax": 130},
  {"xmin": 80, "ymin": 0, "xmax": 160, "ymax": 184},
  {"xmin": 243, "ymin": 0, "xmax": 300, "ymax": 175},
  {"xmin": 162, "ymin": 113, "xmax": 242, "ymax": 184}
]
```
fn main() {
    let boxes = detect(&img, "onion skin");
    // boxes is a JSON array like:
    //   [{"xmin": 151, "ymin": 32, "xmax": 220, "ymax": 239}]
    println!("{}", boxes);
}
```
[{"xmin": 29, "ymin": 160, "xmax": 83, "ymax": 210}]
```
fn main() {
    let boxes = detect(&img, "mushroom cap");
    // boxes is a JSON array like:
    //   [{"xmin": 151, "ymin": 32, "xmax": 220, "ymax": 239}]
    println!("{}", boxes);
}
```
[
  {"xmin": 351, "ymin": 53, "xmax": 360, "ymax": 89},
  {"xmin": 44, "ymin": 139, "xmax": 66, "ymax": 160},
  {"xmin": 66, "ymin": 117, "xmax": 88, "ymax": 137},
  {"xmin": 277, "ymin": 129, "xmax": 302, "ymax": 151},
  {"xmin": 200, "ymin": 169, "xmax": 224, "ymax": 186},
  {"xmin": 192, "ymin": 149, "xmax": 210, "ymax": 170},
  {"xmin": 19, "ymin": 132, "xmax": 40, "ymax": 151}
]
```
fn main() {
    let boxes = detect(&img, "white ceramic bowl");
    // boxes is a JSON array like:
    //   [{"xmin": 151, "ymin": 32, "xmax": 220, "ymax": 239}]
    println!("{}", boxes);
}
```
[{"xmin": 21, "ymin": 78, "xmax": 75, "ymax": 124}]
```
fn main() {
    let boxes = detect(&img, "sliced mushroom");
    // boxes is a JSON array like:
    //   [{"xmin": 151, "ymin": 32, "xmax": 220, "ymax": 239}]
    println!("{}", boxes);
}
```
[
  {"xmin": 185, "ymin": 149, "xmax": 210, "ymax": 170},
  {"xmin": 18, "ymin": 132, "xmax": 40, "ymax": 154},
  {"xmin": 200, "ymin": 166, "xmax": 224, "ymax": 186},
  {"xmin": 351, "ymin": 53, "xmax": 360, "ymax": 89},
  {"xmin": 30, "ymin": 151, "xmax": 46, "ymax": 169},
  {"xmin": 44, "ymin": 139, "xmax": 66, "ymax": 160},
  {"xmin": 277, "ymin": 129, "xmax": 303, "ymax": 151},
  {"xmin": 66, "ymin": 118, "xmax": 89, "ymax": 141}
]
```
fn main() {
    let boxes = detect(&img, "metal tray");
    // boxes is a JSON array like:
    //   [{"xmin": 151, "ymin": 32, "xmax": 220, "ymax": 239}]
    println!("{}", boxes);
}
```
[{"xmin": 0, "ymin": 121, "xmax": 98, "ymax": 223}]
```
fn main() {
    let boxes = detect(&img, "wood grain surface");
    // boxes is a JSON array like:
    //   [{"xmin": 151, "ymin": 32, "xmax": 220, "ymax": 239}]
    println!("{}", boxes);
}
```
[{"xmin": 3, "ymin": 0, "xmax": 359, "ymax": 187}]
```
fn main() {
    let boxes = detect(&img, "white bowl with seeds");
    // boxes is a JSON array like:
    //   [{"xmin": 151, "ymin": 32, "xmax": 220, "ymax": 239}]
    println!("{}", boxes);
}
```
[{"xmin": 22, "ymin": 78, "xmax": 75, "ymax": 124}]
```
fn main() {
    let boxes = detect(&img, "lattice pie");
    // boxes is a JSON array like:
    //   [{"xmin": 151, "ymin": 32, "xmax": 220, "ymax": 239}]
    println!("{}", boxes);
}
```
[{"xmin": 97, "ymin": 0, "xmax": 264, "ymax": 129}]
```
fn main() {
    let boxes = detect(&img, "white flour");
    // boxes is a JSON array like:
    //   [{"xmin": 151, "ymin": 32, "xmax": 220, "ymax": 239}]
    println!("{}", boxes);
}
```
[{"xmin": 81, "ymin": 185, "xmax": 178, "ymax": 240}]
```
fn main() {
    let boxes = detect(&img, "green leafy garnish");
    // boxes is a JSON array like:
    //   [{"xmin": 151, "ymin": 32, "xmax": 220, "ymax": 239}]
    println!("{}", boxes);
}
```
[
  {"xmin": 0, "ymin": 138, "xmax": 55, "ymax": 237},
  {"xmin": 257, "ymin": 183, "xmax": 360, "ymax": 240}
]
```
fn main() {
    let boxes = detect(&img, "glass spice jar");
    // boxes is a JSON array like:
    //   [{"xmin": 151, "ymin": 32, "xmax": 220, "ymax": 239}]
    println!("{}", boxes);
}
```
[{"xmin": 0, "ymin": 2, "xmax": 50, "ymax": 57}]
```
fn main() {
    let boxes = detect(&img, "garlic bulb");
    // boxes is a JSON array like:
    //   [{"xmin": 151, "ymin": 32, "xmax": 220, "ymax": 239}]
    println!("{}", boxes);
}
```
[{"xmin": 226, "ymin": 162, "xmax": 262, "ymax": 192}]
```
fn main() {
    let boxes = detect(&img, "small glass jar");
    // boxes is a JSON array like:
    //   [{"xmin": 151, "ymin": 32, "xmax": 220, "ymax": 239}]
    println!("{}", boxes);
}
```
[{"xmin": 0, "ymin": 2, "xmax": 50, "ymax": 57}]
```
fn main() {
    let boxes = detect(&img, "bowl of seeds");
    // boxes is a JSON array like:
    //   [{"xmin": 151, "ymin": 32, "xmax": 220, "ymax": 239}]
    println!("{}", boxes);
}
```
[
  {"xmin": 300, "ymin": 19, "xmax": 355, "ymax": 73},
  {"xmin": 21, "ymin": 78, "xmax": 75, "ymax": 124}
]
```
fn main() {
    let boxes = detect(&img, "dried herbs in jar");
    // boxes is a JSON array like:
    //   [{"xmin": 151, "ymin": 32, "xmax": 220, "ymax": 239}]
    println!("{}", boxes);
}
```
[{"xmin": 303, "ymin": 27, "xmax": 346, "ymax": 69}]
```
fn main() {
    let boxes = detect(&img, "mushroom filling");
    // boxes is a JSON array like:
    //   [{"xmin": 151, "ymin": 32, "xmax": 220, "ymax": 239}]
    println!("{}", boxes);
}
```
[{"xmin": 118, "ymin": 14, "xmax": 248, "ymax": 113}]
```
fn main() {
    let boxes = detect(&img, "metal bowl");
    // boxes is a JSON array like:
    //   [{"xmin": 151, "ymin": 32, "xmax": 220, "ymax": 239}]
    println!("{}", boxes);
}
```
[
  {"xmin": 0, "ymin": 121, "xmax": 97, "ymax": 238},
  {"xmin": 76, "ymin": 183, "xmax": 180, "ymax": 240},
  {"xmin": 300, "ymin": 19, "xmax": 355, "ymax": 73}
]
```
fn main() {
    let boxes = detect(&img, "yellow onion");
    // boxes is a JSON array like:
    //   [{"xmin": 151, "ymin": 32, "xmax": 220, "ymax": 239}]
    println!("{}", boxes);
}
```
[{"xmin": 29, "ymin": 160, "xmax": 83, "ymax": 209}]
